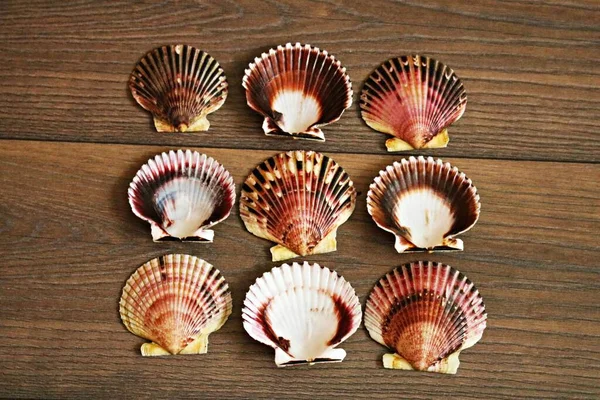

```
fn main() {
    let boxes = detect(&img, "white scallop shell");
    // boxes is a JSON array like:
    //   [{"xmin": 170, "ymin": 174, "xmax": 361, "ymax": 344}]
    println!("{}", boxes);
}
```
[
  {"xmin": 242, "ymin": 262, "xmax": 362, "ymax": 366},
  {"xmin": 128, "ymin": 150, "xmax": 236, "ymax": 242},
  {"xmin": 367, "ymin": 156, "xmax": 480, "ymax": 253}
]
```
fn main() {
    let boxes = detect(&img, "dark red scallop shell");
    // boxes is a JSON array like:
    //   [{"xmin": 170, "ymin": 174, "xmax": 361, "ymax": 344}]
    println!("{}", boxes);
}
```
[
  {"xmin": 129, "ymin": 44, "xmax": 228, "ymax": 132},
  {"xmin": 364, "ymin": 261, "xmax": 486, "ymax": 373},
  {"xmin": 239, "ymin": 150, "xmax": 356, "ymax": 261}
]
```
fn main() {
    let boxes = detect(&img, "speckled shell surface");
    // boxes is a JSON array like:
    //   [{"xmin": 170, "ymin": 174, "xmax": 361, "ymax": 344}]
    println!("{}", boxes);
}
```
[
  {"xmin": 128, "ymin": 149, "xmax": 235, "ymax": 242},
  {"xmin": 243, "ymin": 43, "xmax": 353, "ymax": 141},
  {"xmin": 129, "ymin": 44, "xmax": 228, "ymax": 132},
  {"xmin": 364, "ymin": 261, "xmax": 486, "ymax": 374},
  {"xmin": 239, "ymin": 150, "xmax": 356, "ymax": 261},
  {"xmin": 360, "ymin": 55, "xmax": 467, "ymax": 151},
  {"xmin": 119, "ymin": 254, "xmax": 232, "ymax": 356},
  {"xmin": 367, "ymin": 156, "xmax": 480, "ymax": 253},
  {"xmin": 242, "ymin": 262, "xmax": 362, "ymax": 366}
]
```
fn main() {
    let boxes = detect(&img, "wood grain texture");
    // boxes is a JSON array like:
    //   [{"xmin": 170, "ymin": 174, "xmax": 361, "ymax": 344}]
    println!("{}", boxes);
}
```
[
  {"xmin": 1, "ymin": 140, "xmax": 598, "ymax": 399},
  {"xmin": 0, "ymin": 0, "xmax": 599, "ymax": 161},
  {"xmin": 1, "ymin": 1, "xmax": 599, "ymax": 398}
]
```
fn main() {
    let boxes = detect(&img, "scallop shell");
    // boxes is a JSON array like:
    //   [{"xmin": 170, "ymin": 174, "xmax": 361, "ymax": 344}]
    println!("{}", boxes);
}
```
[
  {"xmin": 129, "ymin": 44, "xmax": 228, "ymax": 132},
  {"xmin": 242, "ymin": 262, "xmax": 362, "ymax": 366},
  {"xmin": 128, "ymin": 150, "xmax": 235, "ymax": 242},
  {"xmin": 119, "ymin": 254, "xmax": 232, "ymax": 356},
  {"xmin": 240, "ymin": 150, "xmax": 356, "ymax": 261},
  {"xmin": 367, "ymin": 156, "xmax": 480, "ymax": 253},
  {"xmin": 360, "ymin": 55, "xmax": 467, "ymax": 151},
  {"xmin": 242, "ymin": 43, "xmax": 353, "ymax": 141},
  {"xmin": 364, "ymin": 261, "xmax": 486, "ymax": 374}
]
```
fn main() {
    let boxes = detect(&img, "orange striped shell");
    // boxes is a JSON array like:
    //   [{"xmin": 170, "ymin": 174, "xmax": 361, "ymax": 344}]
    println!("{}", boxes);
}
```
[{"xmin": 119, "ymin": 254, "xmax": 232, "ymax": 356}]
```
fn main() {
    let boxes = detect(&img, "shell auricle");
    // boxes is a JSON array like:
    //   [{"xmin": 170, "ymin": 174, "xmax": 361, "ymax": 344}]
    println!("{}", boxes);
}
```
[
  {"xmin": 367, "ymin": 156, "xmax": 480, "ymax": 253},
  {"xmin": 119, "ymin": 254, "xmax": 232, "ymax": 356},
  {"xmin": 242, "ymin": 261, "xmax": 362, "ymax": 366},
  {"xmin": 364, "ymin": 261, "xmax": 487, "ymax": 374},
  {"xmin": 129, "ymin": 44, "xmax": 228, "ymax": 132},
  {"xmin": 243, "ymin": 43, "xmax": 353, "ymax": 141},
  {"xmin": 128, "ymin": 149, "xmax": 236, "ymax": 242},
  {"xmin": 360, "ymin": 55, "xmax": 467, "ymax": 151},
  {"xmin": 240, "ymin": 150, "xmax": 356, "ymax": 261}
]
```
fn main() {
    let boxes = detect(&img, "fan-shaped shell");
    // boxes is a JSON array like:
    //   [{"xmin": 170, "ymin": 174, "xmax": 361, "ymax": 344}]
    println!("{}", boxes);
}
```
[
  {"xmin": 240, "ymin": 150, "xmax": 356, "ymax": 261},
  {"xmin": 119, "ymin": 254, "xmax": 232, "ymax": 356},
  {"xmin": 242, "ymin": 262, "xmax": 362, "ymax": 366},
  {"xmin": 360, "ymin": 55, "xmax": 467, "ymax": 151},
  {"xmin": 129, "ymin": 44, "xmax": 228, "ymax": 132},
  {"xmin": 242, "ymin": 43, "xmax": 353, "ymax": 141},
  {"xmin": 367, "ymin": 156, "xmax": 480, "ymax": 253},
  {"xmin": 128, "ymin": 149, "xmax": 236, "ymax": 242},
  {"xmin": 364, "ymin": 261, "xmax": 486, "ymax": 374}
]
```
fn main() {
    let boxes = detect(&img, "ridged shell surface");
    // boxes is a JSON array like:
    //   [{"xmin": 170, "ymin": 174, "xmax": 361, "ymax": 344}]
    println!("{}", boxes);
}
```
[
  {"xmin": 360, "ymin": 55, "xmax": 467, "ymax": 151},
  {"xmin": 242, "ymin": 262, "xmax": 362, "ymax": 366},
  {"xmin": 129, "ymin": 44, "xmax": 228, "ymax": 132},
  {"xmin": 240, "ymin": 150, "xmax": 356, "ymax": 261},
  {"xmin": 243, "ymin": 43, "xmax": 353, "ymax": 141},
  {"xmin": 128, "ymin": 150, "xmax": 236, "ymax": 242},
  {"xmin": 367, "ymin": 156, "xmax": 479, "ymax": 253},
  {"xmin": 364, "ymin": 261, "xmax": 486, "ymax": 373},
  {"xmin": 119, "ymin": 254, "xmax": 232, "ymax": 356}
]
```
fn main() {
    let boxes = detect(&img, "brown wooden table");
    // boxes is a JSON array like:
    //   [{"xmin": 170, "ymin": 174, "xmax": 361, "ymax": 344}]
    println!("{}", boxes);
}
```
[{"xmin": 1, "ymin": 1, "xmax": 599, "ymax": 398}]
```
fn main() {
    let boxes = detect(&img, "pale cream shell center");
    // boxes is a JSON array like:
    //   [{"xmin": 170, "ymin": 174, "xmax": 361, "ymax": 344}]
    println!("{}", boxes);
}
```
[
  {"xmin": 266, "ymin": 289, "xmax": 337, "ymax": 361},
  {"xmin": 155, "ymin": 178, "xmax": 217, "ymax": 237},
  {"xmin": 271, "ymin": 90, "xmax": 322, "ymax": 133},
  {"xmin": 394, "ymin": 188, "xmax": 455, "ymax": 249}
]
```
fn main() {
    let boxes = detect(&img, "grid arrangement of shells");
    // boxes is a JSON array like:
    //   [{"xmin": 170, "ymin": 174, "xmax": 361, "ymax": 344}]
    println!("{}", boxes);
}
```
[{"xmin": 121, "ymin": 43, "xmax": 487, "ymax": 374}]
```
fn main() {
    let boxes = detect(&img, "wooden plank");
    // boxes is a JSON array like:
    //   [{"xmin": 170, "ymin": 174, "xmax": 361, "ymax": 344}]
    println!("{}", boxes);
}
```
[
  {"xmin": 0, "ymin": 140, "xmax": 598, "ymax": 399},
  {"xmin": 0, "ymin": 1, "xmax": 598, "ymax": 162}
]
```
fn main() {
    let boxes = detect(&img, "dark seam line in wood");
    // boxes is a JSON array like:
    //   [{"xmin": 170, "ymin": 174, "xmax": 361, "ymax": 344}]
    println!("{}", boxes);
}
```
[{"xmin": 0, "ymin": 136, "xmax": 598, "ymax": 164}]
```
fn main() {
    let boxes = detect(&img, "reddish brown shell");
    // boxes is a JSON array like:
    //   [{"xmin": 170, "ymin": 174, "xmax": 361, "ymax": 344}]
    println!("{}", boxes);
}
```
[
  {"xmin": 128, "ymin": 150, "xmax": 236, "ymax": 242},
  {"xmin": 364, "ymin": 261, "xmax": 487, "ymax": 373},
  {"xmin": 239, "ymin": 151, "xmax": 356, "ymax": 261},
  {"xmin": 119, "ymin": 254, "xmax": 232, "ymax": 356},
  {"xmin": 242, "ymin": 43, "xmax": 352, "ymax": 141},
  {"xmin": 360, "ymin": 55, "xmax": 467, "ymax": 151},
  {"xmin": 367, "ymin": 156, "xmax": 480, "ymax": 253},
  {"xmin": 242, "ymin": 261, "xmax": 362, "ymax": 366},
  {"xmin": 129, "ymin": 44, "xmax": 228, "ymax": 132}
]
